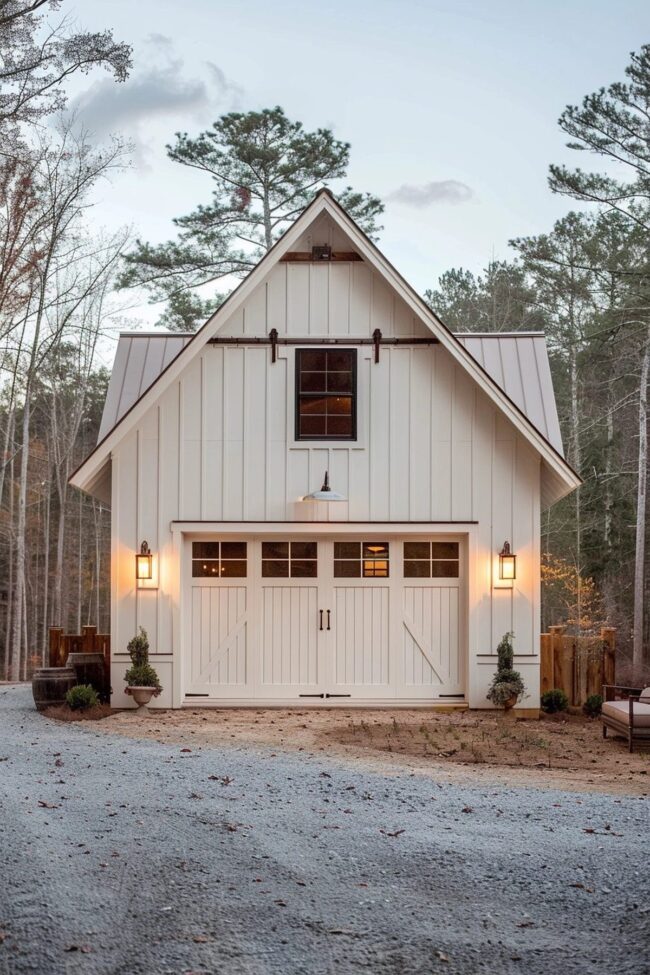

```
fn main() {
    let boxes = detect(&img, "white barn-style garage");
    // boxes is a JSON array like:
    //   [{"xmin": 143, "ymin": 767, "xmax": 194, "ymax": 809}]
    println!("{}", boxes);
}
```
[{"xmin": 70, "ymin": 189, "xmax": 580, "ymax": 710}]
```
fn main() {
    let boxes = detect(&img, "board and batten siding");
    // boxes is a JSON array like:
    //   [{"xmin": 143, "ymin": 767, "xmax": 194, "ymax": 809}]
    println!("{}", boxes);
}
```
[{"xmin": 110, "ymin": 255, "xmax": 541, "ymax": 707}]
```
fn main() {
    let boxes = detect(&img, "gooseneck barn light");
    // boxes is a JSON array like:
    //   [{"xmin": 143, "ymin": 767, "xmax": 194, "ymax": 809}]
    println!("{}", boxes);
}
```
[
  {"xmin": 302, "ymin": 470, "xmax": 347, "ymax": 502},
  {"xmin": 135, "ymin": 540, "xmax": 153, "ymax": 581},
  {"xmin": 498, "ymin": 541, "xmax": 517, "ymax": 581}
]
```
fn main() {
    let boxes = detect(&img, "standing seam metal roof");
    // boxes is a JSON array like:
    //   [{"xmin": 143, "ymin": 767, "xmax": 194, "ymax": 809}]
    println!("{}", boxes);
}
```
[{"xmin": 98, "ymin": 330, "xmax": 564, "ymax": 457}]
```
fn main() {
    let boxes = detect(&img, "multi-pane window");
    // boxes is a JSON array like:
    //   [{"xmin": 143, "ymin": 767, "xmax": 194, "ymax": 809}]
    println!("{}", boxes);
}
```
[
  {"xmin": 334, "ymin": 542, "xmax": 389, "ymax": 578},
  {"xmin": 404, "ymin": 541, "xmax": 459, "ymax": 578},
  {"xmin": 262, "ymin": 541, "xmax": 318, "ymax": 578},
  {"xmin": 192, "ymin": 541, "xmax": 247, "ymax": 578},
  {"xmin": 295, "ymin": 349, "xmax": 357, "ymax": 440}
]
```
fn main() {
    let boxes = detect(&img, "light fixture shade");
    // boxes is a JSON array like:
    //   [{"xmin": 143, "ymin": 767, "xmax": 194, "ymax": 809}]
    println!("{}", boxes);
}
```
[
  {"xmin": 136, "ymin": 540, "xmax": 153, "ymax": 580},
  {"xmin": 498, "ymin": 541, "xmax": 516, "ymax": 581},
  {"xmin": 302, "ymin": 470, "xmax": 347, "ymax": 502}
]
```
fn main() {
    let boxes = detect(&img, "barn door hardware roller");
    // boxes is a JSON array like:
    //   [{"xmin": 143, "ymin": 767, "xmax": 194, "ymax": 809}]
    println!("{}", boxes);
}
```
[{"xmin": 208, "ymin": 331, "xmax": 439, "ymax": 360}]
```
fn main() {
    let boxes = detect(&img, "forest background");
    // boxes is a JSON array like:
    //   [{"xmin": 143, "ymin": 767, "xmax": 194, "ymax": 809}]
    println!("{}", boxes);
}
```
[{"xmin": 1, "ymin": 1, "xmax": 649, "ymax": 681}]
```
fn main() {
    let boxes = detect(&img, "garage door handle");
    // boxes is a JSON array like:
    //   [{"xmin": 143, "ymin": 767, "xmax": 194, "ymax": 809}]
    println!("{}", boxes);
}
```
[
  {"xmin": 326, "ymin": 610, "xmax": 331, "ymax": 630},
  {"xmin": 319, "ymin": 610, "xmax": 323, "ymax": 631}
]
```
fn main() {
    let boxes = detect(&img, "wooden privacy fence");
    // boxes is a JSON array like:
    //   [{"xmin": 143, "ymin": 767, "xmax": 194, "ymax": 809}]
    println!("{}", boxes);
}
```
[
  {"xmin": 540, "ymin": 625, "xmax": 615, "ymax": 706},
  {"xmin": 49, "ymin": 625, "xmax": 110, "ymax": 686}
]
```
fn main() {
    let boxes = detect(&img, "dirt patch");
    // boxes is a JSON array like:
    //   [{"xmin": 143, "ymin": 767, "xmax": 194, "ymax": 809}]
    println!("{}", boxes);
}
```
[
  {"xmin": 43, "ymin": 703, "xmax": 112, "ymax": 722},
  {"xmin": 95, "ymin": 705, "xmax": 650, "ymax": 796}
]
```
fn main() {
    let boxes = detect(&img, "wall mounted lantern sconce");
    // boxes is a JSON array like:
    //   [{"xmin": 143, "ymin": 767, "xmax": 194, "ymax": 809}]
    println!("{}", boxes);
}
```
[
  {"xmin": 498, "ymin": 541, "xmax": 517, "ymax": 582},
  {"xmin": 135, "ymin": 540, "xmax": 153, "ymax": 581}
]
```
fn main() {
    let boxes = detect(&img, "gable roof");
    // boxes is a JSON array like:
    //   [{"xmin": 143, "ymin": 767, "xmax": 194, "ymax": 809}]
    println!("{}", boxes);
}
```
[
  {"xmin": 71, "ymin": 189, "xmax": 581, "ymax": 506},
  {"xmin": 100, "ymin": 329, "xmax": 564, "ymax": 458}
]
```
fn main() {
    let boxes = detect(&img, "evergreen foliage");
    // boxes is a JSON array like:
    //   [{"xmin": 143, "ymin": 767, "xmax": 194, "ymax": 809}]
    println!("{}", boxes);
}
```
[
  {"xmin": 120, "ymin": 107, "xmax": 384, "ymax": 330},
  {"xmin": 540, "ymin": 689, "xmax": 570, "ymax": 714},
  {"xmin": 124, "ymin": 628, "xmax": 162, "ymax": 692},
  {"xmin": 65, "ymin": 684, "xmax": 99, "ymax": 710},
  {"xmin": 486, "ymin": 633, "xmax": 525, "ymax": 707}
]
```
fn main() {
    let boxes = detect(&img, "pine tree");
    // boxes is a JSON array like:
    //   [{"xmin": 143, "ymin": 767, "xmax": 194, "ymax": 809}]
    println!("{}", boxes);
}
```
[{"xmin": 119, "ymin": 107, "xmax": 384, "ymax": 330}]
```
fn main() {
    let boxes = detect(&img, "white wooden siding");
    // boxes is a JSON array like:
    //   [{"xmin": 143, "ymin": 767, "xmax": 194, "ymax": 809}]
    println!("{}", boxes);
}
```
[{"xmin": 109, "ymin": 252, "xmax": 542, "ymax": 709}]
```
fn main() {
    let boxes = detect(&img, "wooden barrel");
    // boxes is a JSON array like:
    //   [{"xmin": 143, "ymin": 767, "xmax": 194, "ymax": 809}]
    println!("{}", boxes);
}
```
[
  {"xmin": 66, "ymin": 652, "xmax": 108, "ymax": 701},
  {"xmin": 32, "ymin": 667, "xmax": 77, "ymax": 711}
]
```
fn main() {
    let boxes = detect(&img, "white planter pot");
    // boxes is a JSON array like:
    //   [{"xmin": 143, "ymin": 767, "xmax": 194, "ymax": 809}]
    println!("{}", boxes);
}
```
[{"xmin": 126, "ymin": 686, "xmax": 156, "ymax": 709}]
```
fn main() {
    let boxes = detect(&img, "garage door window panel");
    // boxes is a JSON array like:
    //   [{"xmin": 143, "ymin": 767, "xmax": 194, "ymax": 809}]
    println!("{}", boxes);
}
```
[
  {"xmin": 404, "ymin": 541, "xmax": 459, "ymax": 578},
  {"xmin": 334, "ymin": 542, "xmax": 389, "ymax": 578},
  {"xmin": 262, "ymin": 541, "xmax": 318, "ymax": 578},
  {"xmin": 192, "ymin": 541, "xmax": 247, "ymax": 578}
]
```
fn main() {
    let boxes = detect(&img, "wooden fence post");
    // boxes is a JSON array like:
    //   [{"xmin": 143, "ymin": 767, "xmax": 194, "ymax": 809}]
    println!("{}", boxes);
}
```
[
  {"xmin": 549, "ymin": 625, "xmax": 567, "ymax": 696},
  {"xmin": 601, "ymin": 627, "xmax": 616, "ymax": 688},
  {"xmin": 540, "ymin": 632, "xmax": 553, "ymax": 696},
  {"xmin": 82, "ymin": 625, "xmax": 97, "ymax": 652},
  {"xmin": 48, "ymin": 627, "xmax": 64, "ymax": 667}
]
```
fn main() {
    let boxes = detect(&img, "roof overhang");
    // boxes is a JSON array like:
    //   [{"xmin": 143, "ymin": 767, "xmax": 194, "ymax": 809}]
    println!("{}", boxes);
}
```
[{"xmin": 70, "ymin": 189, "xmax": 581, "ymax": 508}]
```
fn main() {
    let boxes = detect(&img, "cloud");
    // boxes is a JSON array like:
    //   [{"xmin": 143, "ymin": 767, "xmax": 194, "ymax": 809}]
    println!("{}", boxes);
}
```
[
  {"xmin": 387, "ymin": 180, "xmax": 474, "ymax": 207},
  {"xmin": 67, "ymin": 35, "xmax": 243, "ymax": 166}
]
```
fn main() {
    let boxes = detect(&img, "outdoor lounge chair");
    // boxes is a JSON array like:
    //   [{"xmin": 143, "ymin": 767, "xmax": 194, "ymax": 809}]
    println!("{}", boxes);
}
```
[{"xmin": 602, "ymin": 685, "xmax": 650, "ymax": 752}]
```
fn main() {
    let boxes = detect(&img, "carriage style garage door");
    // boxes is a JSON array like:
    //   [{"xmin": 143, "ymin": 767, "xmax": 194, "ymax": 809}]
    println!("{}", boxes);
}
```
[{"xmin": 185, "ymin": 537, "xmax": 464, "ymax": 703}]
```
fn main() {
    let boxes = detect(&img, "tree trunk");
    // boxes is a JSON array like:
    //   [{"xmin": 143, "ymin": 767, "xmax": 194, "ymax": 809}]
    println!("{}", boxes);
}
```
[
  {"xmin": 52, "ymin": 478, "xmax": 67, "ymax": 625},
  {"xmin": 569, "ymin": 342, "xmax": 582, "ymax": 630},
  {"xmin": 633, "ymin": 324, "xmax": 650, "ymax": 671},
  {"xmin": 10, "ymin": 388, "xmax": 30, "ymax": 680},
  {"xmin": 41, "ymin": 481, "xmax": 51, "ymax": 663}
]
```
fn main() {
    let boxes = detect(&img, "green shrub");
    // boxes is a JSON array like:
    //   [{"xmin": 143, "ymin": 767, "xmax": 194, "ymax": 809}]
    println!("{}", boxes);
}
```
[
  {"xmin": 126, "ymin": 627, "xmax": 150, "ymax": 668},
  {"xmin": 487, "ymin": 670, "xmax": 525, "ymax": 706},
  {"xmin": 486, "ymin": 633, "xmax": 525, "ymax": 707},
  {"xmin": 583, "ymin": 694, "xmax": 603, "ymax": 718},
  {"xmin": 66, "ymin": 684, "xmax": 99, "ymax": 711},
  {"xmin": 496, "ymin": 632, "xmax": 514, "ymax": 672},
  {"xmin": 124, "ymin": 662, "xmax": 162, "ymax": 693},
  {"xmin": 540, "ymin": 688, "xmax": 569, "ymax": 713}
]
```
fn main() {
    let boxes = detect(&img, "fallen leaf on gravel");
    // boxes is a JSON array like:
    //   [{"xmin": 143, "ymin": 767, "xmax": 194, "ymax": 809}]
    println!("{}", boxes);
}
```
[
  {"xmin": 274, "ymin": 899, "xmax": 287, "ymax": 907},
  {"xmin": 192, "ymin": 935, "xmax": 208, "ymax": 943},
  {"xmin": 37, "ymin": 800, "xmax": 59, "ymax": 809},
  {"xmin": 461, "ymin": 806, "xmax": 473, "ymax": 813},
  {"xmin": 516, "ymin": 920, "xmax": 535, "ymax": 928},
  {"xmin": 379, "ymin": 829, "xmax": 405, "ymax": 838},
  {"xmin": 55, "ymin": 758, "xmax": 64, "ymax": 767},
  {"xmin": 180, "ymin": 748, "xmax": 192, "ymax": 753},
  {"xmin": 435, "ymin": 950, "xmax": 449, "ymax": 962}
]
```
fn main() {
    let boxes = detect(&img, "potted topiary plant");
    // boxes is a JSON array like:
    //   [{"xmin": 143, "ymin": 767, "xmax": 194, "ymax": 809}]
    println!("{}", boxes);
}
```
[
  {"xmin": 124, "ymin": 627, "xmax": 162, "ymax": 709},
  {"xmin": 486, "ymin": 632, "xmax": 525, "ymax": 710}
]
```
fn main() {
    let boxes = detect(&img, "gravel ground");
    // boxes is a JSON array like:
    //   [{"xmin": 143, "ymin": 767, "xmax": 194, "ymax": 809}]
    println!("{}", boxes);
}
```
[{"xmin": 0, "ymin": 685, "xmax": 648, "ymax": 975}]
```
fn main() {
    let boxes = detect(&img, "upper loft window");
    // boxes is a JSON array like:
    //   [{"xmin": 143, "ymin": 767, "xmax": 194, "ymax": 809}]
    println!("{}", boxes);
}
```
[{"xmin": 295, "ymin": 349, "xmax": 357, "ymax": 441}]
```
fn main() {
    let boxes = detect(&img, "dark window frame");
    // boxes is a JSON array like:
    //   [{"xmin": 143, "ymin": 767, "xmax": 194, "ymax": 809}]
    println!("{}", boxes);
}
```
[
  {"xmin": 191, "ymin": 540, "xmax": 248, "ymax": 578},
  {"xmin": 295, "ymin": 348, "xmax": 358, "ymax": 442},
  {"xmin": 403, "ymin": 541, "xmax": 460, "ymax": 579},
  {"xmin": 261, "ymin": 541, "xmax": 318, "ymax": 578},
  {"xmin": 334, "ymin": 541, "xmax": 390, "ymax": 578}
]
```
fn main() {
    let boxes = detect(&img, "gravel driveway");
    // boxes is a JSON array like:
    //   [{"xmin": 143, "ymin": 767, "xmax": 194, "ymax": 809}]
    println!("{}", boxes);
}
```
[{"xmin": 0, "ymin": 685, "xmax": 648, "ymax": 975}]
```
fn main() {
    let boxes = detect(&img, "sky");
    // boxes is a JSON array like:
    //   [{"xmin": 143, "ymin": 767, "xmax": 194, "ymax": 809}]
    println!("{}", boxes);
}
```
[{"xmin": 64, "ymin": 0, "xmax": 650, "ymax": 339}]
